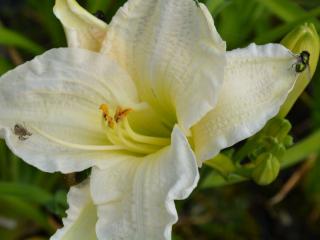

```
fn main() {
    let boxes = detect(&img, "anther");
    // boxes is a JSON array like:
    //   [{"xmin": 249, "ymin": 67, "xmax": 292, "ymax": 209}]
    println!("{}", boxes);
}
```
[
  {"xmin": 99, "ymin": 104, "xmax": 116, "ymax": 129},
  {"xmin": 106, "ymin": 116, "xmax": 116, "ymax": 129},
  {"xmin": 114, "ymin": 107, "xmax": 133, "ymax": 123},
  {"xmin": 99, "ymin": 104, "xmax": 109, "ymax": 119}
]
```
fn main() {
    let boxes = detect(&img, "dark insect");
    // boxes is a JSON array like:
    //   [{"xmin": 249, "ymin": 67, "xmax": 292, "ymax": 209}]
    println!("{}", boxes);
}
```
[
  {"xmin": 13, "ymin": 124, "xmax": 32, "ymax": 141},
  {"xmin": 194, "ymin": 0, "xmax": 200, "ymax": 7},
  {"xmin": 295, "ymin": 50, "xmax": 310, "ymax": 73},
  {"xmin": 94, "ymin": 10, "xmax": 107, "ymax": 22}
]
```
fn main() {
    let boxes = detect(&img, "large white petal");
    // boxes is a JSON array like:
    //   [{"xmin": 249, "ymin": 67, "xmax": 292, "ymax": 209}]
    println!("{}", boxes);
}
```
[
  {"xmin": 54, "ymin": 0, "xmax": 108, "ymax": 51},
  {"xmin": 102, "ymin": 0, "xmax": 226, "ymax": 131},
  {"xmin": 90, "ymin": 126, "xmax": 199, "ymax": 240},
  {"xmin": 193, "ymin": 43, "xmax": 298, "ymax": 162},
  {"xmin": 0, "ymin": 48, "xmax": 139, "ymax": 173},
  {"xmin": 51, "ymin": 180, "xmax": 98, "ymax": 240}
]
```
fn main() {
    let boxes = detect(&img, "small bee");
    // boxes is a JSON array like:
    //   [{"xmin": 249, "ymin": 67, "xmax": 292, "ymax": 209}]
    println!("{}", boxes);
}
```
[
  {"xmin": 295, "ymin": 50, "xmax": 310, "ymax": 73},
  {"xmin": 13, "ymin": 124, "xmax": 32, "ymax": 141}
]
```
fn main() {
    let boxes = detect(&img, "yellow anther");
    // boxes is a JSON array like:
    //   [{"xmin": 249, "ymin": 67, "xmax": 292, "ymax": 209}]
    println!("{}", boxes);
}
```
[
  {"xmin": 99, "ymin": 103, "xmax": 116, "ymax": 129},
  {"xmin": 106, "ymin": 116, "xmax": 116, "ymax": 129},
  {"xmin": 114, "ymin": 107, "xmax": 133, "ymax": 123},
  {"xmin": 99, "ymin": 104, "xmax": 109, "ymax": 118}
]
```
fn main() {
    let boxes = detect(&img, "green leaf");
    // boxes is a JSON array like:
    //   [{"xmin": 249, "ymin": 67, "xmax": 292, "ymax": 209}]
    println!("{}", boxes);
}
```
[
  {"xmin": 9, "ymin": 154, "xmax": 20, "ymax": 182},
  {"xmin": 87, "ymin": 0, "xmax": 112, "ymax": 13},
  {"xmin": 205, "ymin": 0, "xmax": 232, "ymax": 16},
  {"xmin": 255, "ymin": 0, "xmax": 308, "ymax": 22},
  {"xmin": 254, "ymin": 7, "xmax": 320, "ymax": 44},
  {"xmin": 0, "ymin": 182, "xmax": 53, "ymax": 204},
  {"xmin": 46, "ymin": 190, "xmax": 68, "ymax": 218},
  {"xmin": 0, "ymin": 27, "xmax": 44, "ymax": 54},
  {"xmin": 0, "ymin": 57, "xmax": 13, "ymax": 75},
  {"xmin": 27, "ymin": 0, "xmax": 65, "ymax": 47},
  {"xmin": 0, "ymin": 195, "xmax": 53, "ymax": 233},
  {"xmin": 304, "ymin": 157, "xmax": 320, "ymax": 204},
  {"xmin": 281, "ymin": 129, "xmax": 320, "ymax": 169},
  {"xmin": 0, "ymin": 140, "xmax": 10, "ymax": 180},
  {"xmin": 216, "ymin": 0, "xmax": 261, "ymax": 49}
]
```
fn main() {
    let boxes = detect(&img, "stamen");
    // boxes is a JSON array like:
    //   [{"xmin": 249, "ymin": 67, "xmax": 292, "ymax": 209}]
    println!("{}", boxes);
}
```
[
  {"xmin": 115, "ymin": 127, "xmax": 159, "ymax": 154},
  {"xmin": 99, "ymin": 104, "xmax": 109, "ymax": 118},
  {"xmin": 30, "ymin": 125, "xmax": 126, "ymax": 151},
  {"xmin": 103, "ymin": 125, "xmax": 123, "ymax": 146},
  {"xmin": 106, "ymin": 116, "xmax": 116, "ymax": 129},
  {"xmin": 114, "ymin": 107, "xmax": 133, "ymax": 123},
  {"xmin": 123, "ymin": 118, "xmax": 170, "ymax": 146},
  {"xmin": 99, "ymin": 104, "xmax": 115, "ymax": 128},
  {"xmin": 99, "ymin": 103, "xmax": 170, "ymax": 155}
]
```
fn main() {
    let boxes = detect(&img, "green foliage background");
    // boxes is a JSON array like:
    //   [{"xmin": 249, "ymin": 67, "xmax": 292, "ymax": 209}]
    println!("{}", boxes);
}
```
[{"xmin": 0, "ymin": 0, "xmax": 320, "ymax": 239}]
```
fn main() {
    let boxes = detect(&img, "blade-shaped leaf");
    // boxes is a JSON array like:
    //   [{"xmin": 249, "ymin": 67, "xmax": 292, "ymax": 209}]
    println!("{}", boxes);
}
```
[{"xmin": 0, "ymin": 27, "xmax": 44, "ymax": 54}]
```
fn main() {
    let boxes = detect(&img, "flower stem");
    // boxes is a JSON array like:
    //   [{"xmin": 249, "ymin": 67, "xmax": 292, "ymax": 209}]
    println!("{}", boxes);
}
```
[{"xmin": 281, "ymin": 128, "xmax": 320, "ymax": 168}]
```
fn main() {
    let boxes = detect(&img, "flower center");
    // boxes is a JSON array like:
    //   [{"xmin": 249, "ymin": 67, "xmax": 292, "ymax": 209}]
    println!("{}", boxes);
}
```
[{"xmin": 99, "ymin": 103, "xmax": 171, "ymax": 155}]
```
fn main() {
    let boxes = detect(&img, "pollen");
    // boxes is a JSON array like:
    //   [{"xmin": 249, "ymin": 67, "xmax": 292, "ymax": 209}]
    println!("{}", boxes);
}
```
[
  {"xmin": 114, "ymin": 107, "xmax": 133, "ymax": 123},
  {"xmin": 99, "ymin": 104, "xmax": 116, "ymax": 129},
  {"xmin": 99, "ymin": 104, "xmax": 109, "ymax": 118},
  {"xmin": 99, "ymin": 104, "xmax": 132, "ymax": 129}
]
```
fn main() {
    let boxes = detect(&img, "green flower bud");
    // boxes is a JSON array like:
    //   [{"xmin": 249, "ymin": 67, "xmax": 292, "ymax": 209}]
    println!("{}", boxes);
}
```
[
  {"xmin": 283, "ymin": 135, "xmax": 293, "ymax": 147},
  {"xmin": 256, "ymin": 136, "xmax": 285, "ymax": 158},
  {"xmin": 252, "ymin": 153, "xmax": 280, "ymax": 185},
  {"xmin": 257, "ymin": 118, "xmax": 291, "ymax": 144},
  {"xmin": 271, "ymin": 144, "xmax": 286, "ymax": 159},
  {"xmin": 279, "ymin": 22, "xmax": 320, "ymax": 117},
  {"xmin": 274, "ymin": 119, "xmax": 292, "ymax": 142}
]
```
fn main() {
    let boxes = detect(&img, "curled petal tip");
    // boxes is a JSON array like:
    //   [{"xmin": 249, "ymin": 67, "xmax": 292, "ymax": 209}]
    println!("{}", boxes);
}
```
[{"xmin": 279, "ymin": 22, "xmax": 320, "ymax": 117}]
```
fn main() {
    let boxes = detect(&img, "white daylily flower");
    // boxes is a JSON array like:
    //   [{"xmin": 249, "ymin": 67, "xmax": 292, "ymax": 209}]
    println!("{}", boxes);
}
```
[{"xmin": 0, "ymin": 0, "xmax": 299, "ymax": 239}]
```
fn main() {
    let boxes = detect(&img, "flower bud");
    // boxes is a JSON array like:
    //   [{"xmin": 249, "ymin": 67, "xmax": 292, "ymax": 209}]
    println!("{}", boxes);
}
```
[
  {"xmin": 252, "ymin": 153, "xmax": 280, "ymax": 185},
  {"xmin": 279, "ymin": 23, "xmax": 320, "ymax": 117},
  {"xmin": 261, "ymin": 118, "xmax": 291, "ymax": 141},
  {"xmin": 283, "ymin": 135, "xmax": 293, "ymax": 147}
]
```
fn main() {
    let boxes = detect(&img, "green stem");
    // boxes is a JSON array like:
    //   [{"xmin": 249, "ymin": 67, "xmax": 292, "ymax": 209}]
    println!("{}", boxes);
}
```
[
  {"xmin": 281, "ymin": 129, "xmax": 320, "ymax": 168},
  {"xmin": 233, "ymin": 136, "xmax": 256, "ymax": 164}
]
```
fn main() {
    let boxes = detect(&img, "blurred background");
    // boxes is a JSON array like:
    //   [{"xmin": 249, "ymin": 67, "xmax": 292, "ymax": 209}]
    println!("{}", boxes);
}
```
[{"xmin": 0, "ymin": 0, "xmax": 320, "ymax": 239}]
